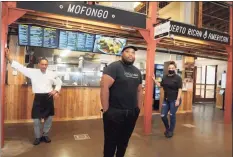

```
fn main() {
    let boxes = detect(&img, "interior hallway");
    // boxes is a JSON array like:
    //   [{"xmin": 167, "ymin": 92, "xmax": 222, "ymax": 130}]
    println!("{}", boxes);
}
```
[{"xmin": 1, "ymin": 104, "xmax": 232, "ymax": 157}]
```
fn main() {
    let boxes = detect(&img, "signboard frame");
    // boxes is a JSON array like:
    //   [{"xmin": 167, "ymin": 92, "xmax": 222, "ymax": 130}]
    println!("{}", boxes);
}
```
[
  {"xmin": 154, "ymin": 21, "xmax": 170, "ymax": 39},
  {"xmin": 16, "ymin": 1, "xmax": 146, "ymax": 29}
]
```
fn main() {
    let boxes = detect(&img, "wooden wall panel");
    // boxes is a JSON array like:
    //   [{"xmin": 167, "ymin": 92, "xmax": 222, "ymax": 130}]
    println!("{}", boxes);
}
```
[
  {"xmin": 216, "ymin": 87, "xmax": 223, "ymax": 109},
  {"xmin": 5, "ymin": 86, "xmax": 103, "ymax": 122},
  {"xmin": 7, "ymin": 35, "xmax": 26, "ymax": 85}
]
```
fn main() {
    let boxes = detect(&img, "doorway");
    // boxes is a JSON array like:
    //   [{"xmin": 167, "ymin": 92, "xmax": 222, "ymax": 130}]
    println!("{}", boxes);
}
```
[{"xmin": 194, "ymin": 65, "xmax": 217, "ymax": 102}]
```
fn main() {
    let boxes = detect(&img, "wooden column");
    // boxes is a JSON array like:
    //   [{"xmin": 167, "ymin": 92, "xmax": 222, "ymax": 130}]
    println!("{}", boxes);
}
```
[
  {"xmin": 224, "ymin": 5, "xmax": 232, "ymax": 124},
  {"xmin": 197, "ymin": 2, "xmax": 203, "ymax": 28},
  {"xmin": 138, "ymin": 2, "xmax": 158, "ymax": 135},
  {"xmin": 1, "ymin": 2, "xmax": 8, "ymax": 148},
  {"xmin": 0, "ymin": 2, "xmax": 26, "ymax": 148}
]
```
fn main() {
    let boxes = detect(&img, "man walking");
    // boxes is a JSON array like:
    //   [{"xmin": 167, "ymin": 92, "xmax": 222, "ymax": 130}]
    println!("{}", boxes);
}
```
[
  {"xmin": 100, "ymin": 46, "xmax": 143, "ymax": 157},
  {"xmin": 5, "ymin": 48, "xmax": 62, "ymax": 145}
]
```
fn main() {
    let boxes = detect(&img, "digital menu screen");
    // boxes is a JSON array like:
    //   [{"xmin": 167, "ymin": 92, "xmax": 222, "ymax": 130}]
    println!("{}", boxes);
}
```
[
  {"xmin": 59, "ymin": 30, "xmax": 68, "ymax": 49},
  {"xmin": 85, "ymin": 33, "xmax": 95, "ymax": 51},
  {"xmin": 67, "ymin": 31, "xmax": 77, "ymax": 51},
  {"xmin": 43, "ymin": 27, "xmax": 59, "ymax": 48},
  {"xmin": 18, "ymin": 24, "xmax": 126, "ymax": 56},
  {"xmin": 76, "ymin": 32, "xmax": 95, "ymax": 52},
  {"xmin": 29, "ymin": 26, "xmax": 43, "ymax": 47},
  {"xmin": 18, "ymin": 25, "xmax": 29, "ymax": 46},
  {"xmin": 76, "ymin": 32, "xmax": 86, "ymax": 51},
  {"xmin": 93, "ymin": 35, "xmax": 127, "ymax": 55}
]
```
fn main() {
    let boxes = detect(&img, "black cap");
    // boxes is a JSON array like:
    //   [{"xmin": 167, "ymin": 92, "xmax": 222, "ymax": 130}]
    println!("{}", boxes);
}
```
[{"xmin": 121, "ymin": 45, "xmax": 138, "ymax": 53}]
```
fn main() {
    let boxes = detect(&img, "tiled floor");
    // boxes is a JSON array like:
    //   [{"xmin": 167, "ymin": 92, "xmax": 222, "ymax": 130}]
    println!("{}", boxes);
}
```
[{"xmin": 1, "ymin": 104, "xmax": 232, "ymax": 157}]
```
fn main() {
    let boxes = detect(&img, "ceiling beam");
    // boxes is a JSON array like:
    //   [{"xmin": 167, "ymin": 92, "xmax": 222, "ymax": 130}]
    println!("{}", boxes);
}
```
[
  {"xmin": 203, "ymin": 12, "xmax": 229, "ymax": 23},
  {"xmin": 205, "ymin": 7, "xmax": 225, "ymax": 16},
  {"xmin": 203, "ymin": 2, "xmax": 218, "ymax": 12}
]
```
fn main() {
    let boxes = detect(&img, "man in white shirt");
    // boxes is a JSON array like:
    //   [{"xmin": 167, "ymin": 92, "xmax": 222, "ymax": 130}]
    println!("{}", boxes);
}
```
[{"xmin": 5, "ymin": 48, "xmax": 62, "ymax": 145}]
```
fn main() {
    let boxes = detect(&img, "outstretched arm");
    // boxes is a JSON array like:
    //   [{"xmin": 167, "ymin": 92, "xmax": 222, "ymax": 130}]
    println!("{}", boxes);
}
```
[
  {"xmin": 152, "ymin": 74, "xmax": 161, "ymax": 87},
  {"xmin": 5, "ymin": 48, "xmax": 33, "ymax": 78}
]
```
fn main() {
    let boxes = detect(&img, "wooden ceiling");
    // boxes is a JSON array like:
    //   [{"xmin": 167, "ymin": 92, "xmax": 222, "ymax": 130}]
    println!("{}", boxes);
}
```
[
  {"xmin": 134, "ymin": 2, "xmax": 171, "ymax": 14},
  {"xmin": 8, "ymin": 4, "xmax": 228, "ymax": 61},
  {"xmin": 202, "ymin": 2, "xmax": 230, "ymax": 33}
]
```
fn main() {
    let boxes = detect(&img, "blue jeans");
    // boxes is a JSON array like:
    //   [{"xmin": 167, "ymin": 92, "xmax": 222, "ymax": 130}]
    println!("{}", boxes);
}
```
[
  {"xmin": 33, "ymin": 116, "xmax": 53, "ymax": 138},
  {"xmin": 161, "ymin": 100, "xmax": 180, "ymax": 132}
]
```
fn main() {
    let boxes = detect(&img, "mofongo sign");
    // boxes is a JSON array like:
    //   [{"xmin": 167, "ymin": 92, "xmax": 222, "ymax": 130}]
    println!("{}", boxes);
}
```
[{"xmin": 17, "ymin": 2, "xmax": 146, "ymax": 29}]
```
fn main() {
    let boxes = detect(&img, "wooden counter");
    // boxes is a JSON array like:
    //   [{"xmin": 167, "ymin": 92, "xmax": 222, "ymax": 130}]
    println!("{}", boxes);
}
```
[
  {"xmin": 159, "ymin": 88, "xmax": 193, "ymax": 113},
  {"xmin": 4, "ymin": 85, "xmax": 102, "ymax": 123},
  {"xmin": 216, "ymin": 87, "xmax": 224, "ymax": 109},
  {"xmin": 5, "ymin": 85, "xmax": 145, "ymax": 123},
  {"xmin": 4, "ymin": 85, "xmax": 191, "ymax": 123}
]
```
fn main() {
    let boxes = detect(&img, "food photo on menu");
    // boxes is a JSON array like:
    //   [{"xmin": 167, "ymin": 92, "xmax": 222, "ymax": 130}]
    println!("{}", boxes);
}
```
[{"xmin": 93, "ymin": 35, "xmax": 127, "ymax": 55}]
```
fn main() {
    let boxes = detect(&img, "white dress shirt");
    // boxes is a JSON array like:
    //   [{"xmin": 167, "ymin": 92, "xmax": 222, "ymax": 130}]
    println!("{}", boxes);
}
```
[{"xmin": 11, "ymin": 61, "xmax": 62, "ymax": 94}]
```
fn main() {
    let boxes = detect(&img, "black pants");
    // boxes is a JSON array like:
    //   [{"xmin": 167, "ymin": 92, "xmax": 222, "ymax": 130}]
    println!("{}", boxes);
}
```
[{"xmin": 103, "ymin": 107, "xmax": 140, "ymax": 157}]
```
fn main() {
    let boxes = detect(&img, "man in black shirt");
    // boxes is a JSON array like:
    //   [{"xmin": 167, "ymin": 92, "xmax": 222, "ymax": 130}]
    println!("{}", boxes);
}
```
[
  {"xmin": 153, "ymin": 61, "xmax": 182, "ymax": 138},
  {"xmin": 100, "ymin": 46, "xmax": 142, "ymax": 157}
]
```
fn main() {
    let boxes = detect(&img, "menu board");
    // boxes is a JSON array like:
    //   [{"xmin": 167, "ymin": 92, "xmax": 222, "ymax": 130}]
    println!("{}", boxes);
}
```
[
  {"xmin": 18, "ymin": 24, "xmax": 127, "ymax": 56},
  {"xmin": 43, "ymin": 28, "xmax": 58, "ymax": 48},
  {"xmin": 29, "ymin": 26, "xmax": 43, "ymax": 47},
  {"xmin": 59, "ymin": 30, "xmax": 68, "ymax": 49},
  {"xmin": 18, "ymin": 25, "xmax": 29, "ymax": 45},
  {"xmin": 85, "ymin": 34, "xmax": 95, "ymax": 51},
  {"xmin": 76, "ymin": 32, "xmax": 86, "ymax": 51},
  {"xmin": 67, "ymin": 31, "xmax": 77, "ymax": 50},
  {"xmin": 58, "ymin": 31, "xmax": 95, "ymax": 51},
  {"xmin": 76, "ymin": 32, "xmax": 95, "ymax": 52}
]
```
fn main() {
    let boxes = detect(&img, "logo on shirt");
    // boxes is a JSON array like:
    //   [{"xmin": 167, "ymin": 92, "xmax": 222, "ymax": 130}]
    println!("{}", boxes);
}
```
[{"xmin": 124, "ymin": 72, "xmax": 139, "ymax": 79}]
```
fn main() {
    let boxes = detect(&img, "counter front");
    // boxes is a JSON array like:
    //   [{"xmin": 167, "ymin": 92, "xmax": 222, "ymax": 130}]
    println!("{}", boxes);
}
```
[
  {"xmin": 5, "ymin": 85, "xmax": 102, "ymax": 123},
  {"xmin": 159, "ymin": 88, "xmax": 193, "ymax": 113},
  {"xmin": 5, "ymin": 85, "xmax": 192, "ymax": 123}
]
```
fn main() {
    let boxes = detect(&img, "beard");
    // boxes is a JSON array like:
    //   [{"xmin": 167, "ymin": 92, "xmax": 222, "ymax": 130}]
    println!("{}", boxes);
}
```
[{"xmin": 122, "ymin": 57, "xmax": 135, "ymax": 65}]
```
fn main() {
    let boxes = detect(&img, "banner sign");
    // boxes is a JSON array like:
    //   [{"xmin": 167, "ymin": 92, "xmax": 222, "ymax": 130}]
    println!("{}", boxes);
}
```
[
  {"xmin": 170, "ymin": 21, "xmax": 230, "ymax": 45},
  {"xmin": 17, "ymin": 2, "xmax": 146, "ymax": 29}
]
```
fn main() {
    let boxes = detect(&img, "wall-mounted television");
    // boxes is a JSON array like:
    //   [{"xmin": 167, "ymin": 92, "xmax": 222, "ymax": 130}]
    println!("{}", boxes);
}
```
[
  {"xmin": 58, "ymin": 30, "xmax": 95, "ymax": 52},
  {"xmin": 43, "ymin": 27, "xmax": 59, "ymax": 48},
  {"xmin": 18, "ymin": 24, "xmax": 126, "ymax": 56},
  {"xmin": 93, "ymin": 35, "xmax": 126, "ymax": 55},
  {"xmin": 18, "ymin": 24, "xmax": 29, "ymax": 46},
  {"xmin": 29, "ymin": 25, "xmax": 43, "ymax": 47},
  {"xmin": 18, "ymin": 24, "xmax": 59, "ymax": 48}
]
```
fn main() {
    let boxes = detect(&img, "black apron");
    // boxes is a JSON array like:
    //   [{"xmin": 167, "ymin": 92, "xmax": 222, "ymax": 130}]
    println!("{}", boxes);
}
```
[{"xmin": 32, "ymin": 93, "xmax": 54, "ymax": 119}]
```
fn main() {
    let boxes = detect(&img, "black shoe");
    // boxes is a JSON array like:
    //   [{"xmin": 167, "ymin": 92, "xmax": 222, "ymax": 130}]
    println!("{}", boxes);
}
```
[
  {"xmin": 41, "ymin": 136, "xmax": 51, "ymax": 143},
  {"xmin": 33, "ymin": 138, "xmax": 41, "ymax": 145},
  {"xmin": 166, "ymin": 131, "xmax": 174, "ymax": 138},
  {"xmin": 164, "ymin": 130, "xmax": 169, "ymax": 136}
]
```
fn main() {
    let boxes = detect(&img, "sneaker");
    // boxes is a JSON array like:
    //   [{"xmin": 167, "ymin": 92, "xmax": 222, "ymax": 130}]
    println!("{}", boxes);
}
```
[
  {"xmin": 41, "ymin": 136, "xmax": 51, "ymax": 143},
  {"xmin": 33, "ymin": 138, "xmax": 41, "ymax": 145}
]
